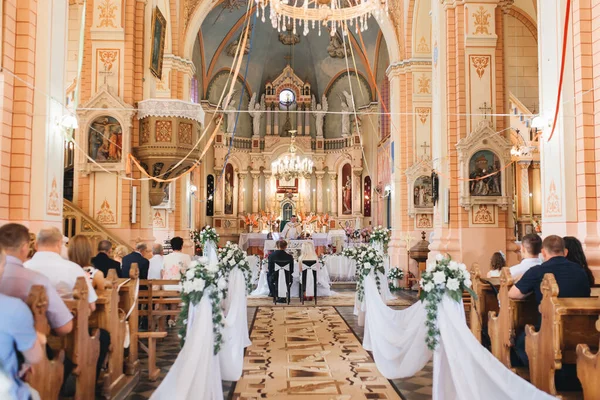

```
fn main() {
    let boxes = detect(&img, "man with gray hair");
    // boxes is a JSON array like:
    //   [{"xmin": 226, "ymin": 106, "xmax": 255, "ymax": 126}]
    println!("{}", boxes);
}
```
[
  {"xmin": 148, "ymin": 243, "xmax": 164, "ymax": 280},
  {"xmin": 121, "ymin": 242, "xmax": 150, "ymax": 280},
  {"xmin": 25, "ymin": 226, "xmax": 98, "ymax": 310},
  {"xmin": 91, "ymin": 240, "xmax": 122, "ymax": 278}
]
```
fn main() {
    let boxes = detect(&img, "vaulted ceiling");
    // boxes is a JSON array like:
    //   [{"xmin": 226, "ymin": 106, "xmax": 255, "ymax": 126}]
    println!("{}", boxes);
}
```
[{"xmin": 193, "ymin": 2, "xmax": 389, "ymax": 101}]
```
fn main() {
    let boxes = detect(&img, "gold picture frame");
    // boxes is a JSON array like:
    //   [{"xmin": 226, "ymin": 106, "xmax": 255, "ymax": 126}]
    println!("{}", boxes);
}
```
[{"xmin": 150, "ymin": 6, "xmax": 166, "ymax": 79}]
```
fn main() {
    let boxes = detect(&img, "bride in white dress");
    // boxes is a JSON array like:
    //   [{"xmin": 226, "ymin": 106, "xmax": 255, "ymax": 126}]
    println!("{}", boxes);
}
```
[{"xmin": 295, "ymin": 242, "xmax": 334, "ymax": 297}]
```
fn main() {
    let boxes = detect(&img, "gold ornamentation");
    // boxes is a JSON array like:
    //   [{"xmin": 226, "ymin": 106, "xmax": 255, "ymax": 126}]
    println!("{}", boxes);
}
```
[
  {"xmin": 471, "ymin": 56, "xmax": 490, "ymax": 79},
  {"xmin": 96, "ymin": 199, "xmax": 116, "ymax": 224},
  {"xmin": 98, "ymin": 50, "xmax": 118, "ymax": 70},
  {"xmin": 545, "ymin": 180, "xmax": 561, "ymax": 216},
  {"xmin": 416, "ymin": 107, "xmax": 430, "ymax": 124},
  {"xmin": 47, "ymin": 177, "xmax": 60, "ymax": 215},
  {"xmin": 179, "ymin": 123, "xmax": 193, "ymax": 145},
  {"xmin": 140, "ymin": 119, "xmax": 150, "ymax": 144},
  {"xmin": 97, "ymin": 0, "xmax": 118, "ymax": 28},
  {"xmin": 416, "ymin": 37, "xmax": 430, "ymax": 53},
  {"xmin": 472, "ymin": 6, "xmax": 491, "ymax": 35},
  {"xmin": 416, "ymin": 214, "xmax": 433, "ymax": 229},
  {"xmin": 155, "ymin": 120, "xmax": 172, "ymax": 142},
  {"xmin": 473, "ymin": 204, "xmax": 495, "ymax": 224},
  {"xmin": 417, "ymin": 74, "xmax": 431, "ymax": 94}
]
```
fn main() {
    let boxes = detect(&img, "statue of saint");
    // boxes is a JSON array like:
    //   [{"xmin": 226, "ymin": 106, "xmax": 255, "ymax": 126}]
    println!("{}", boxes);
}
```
[
  {"xmin": 224, "ymin": 172, "xmax": 234, "ymax": 214},
  {"xmin": 311, "ymin": 94, "xmax": 328, "ymax": 137},
  {"xmin": 340, "ymin": 90, "xmax": 353, "ymax": 137},
  {"xmin": 222, "ymin": 92, "xmax": 237, "ymax": 133},
  {"xmin": 248, "ymin": 93, "xmax": 266, "ymax": 136},
  {"xmin": 343, "ymin": 175, "xmax": 352, "ymax": 214}
]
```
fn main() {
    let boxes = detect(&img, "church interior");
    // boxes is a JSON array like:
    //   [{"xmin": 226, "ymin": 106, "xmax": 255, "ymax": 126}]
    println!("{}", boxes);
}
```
[{"xmin": 1, "ymin": 0, "xmax": 600, "ymax": 399}]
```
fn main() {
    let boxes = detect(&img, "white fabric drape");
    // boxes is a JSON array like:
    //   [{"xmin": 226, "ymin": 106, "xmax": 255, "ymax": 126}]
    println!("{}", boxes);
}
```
[
  {"xmin": 251, "ymin": 263, "xmax": 270, "ymax": 296},
  {"xmin": 304, "ymin": 264, "xmax": 317, "ymax": 297},
  {"xmin": 246, "ymin": 255, "xmax": 260, "ymax": 284},
  {"xmin": 150, "ymin": 294, "xmax": 223, "ymax": 400},
  {"xmin": 219, "ymin": 268, "xmax": 252, "ymax": 381},
  {"xmin": 205, "ymin": 241, "xmax": 219, "ymax": 268},
  {"xmin": 362, "ymin": 275, "xmax": 557, "ymax": 400},
  {"xmin": 275, "ymin": 264, "xmax": 290, "ymax": 298}
]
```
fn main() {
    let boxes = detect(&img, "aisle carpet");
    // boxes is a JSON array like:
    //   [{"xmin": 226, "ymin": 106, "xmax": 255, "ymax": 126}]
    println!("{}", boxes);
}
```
[
  {"xmin": 233, "ymin": 307, "xmax": 402, "ymax": 400},
  {"xmin": 247, "ymin": 292, "xmax": 412, "ymax": 307}
]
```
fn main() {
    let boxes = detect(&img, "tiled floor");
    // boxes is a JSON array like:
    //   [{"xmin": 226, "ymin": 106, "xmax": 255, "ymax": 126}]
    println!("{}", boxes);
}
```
[{"xmin": 126, "ymin": 290, "xmax": 432, "ymax": 400}]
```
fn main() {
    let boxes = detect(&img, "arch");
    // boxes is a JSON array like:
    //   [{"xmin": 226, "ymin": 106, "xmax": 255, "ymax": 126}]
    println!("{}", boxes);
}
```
[
  {"xmin": 324, "ymin": 69, "xmax": 374, "ymax": 103},
  {"xmin": 506, "ymin": 6, "xmax": 538, "ymax": 41},
  {"xmin": 205, "ymin": 68, "xmax": 253, "ymax": 102}
]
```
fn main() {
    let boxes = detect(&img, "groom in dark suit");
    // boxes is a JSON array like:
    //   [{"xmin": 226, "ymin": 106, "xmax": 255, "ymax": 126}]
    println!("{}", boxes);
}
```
[
  {"xmin": 121, "ymin": 242, "xmax": 150, "ymax": 279},
  {"xmin": 268, "ymin": 240, "xmax": 294, "ymax": 303}
]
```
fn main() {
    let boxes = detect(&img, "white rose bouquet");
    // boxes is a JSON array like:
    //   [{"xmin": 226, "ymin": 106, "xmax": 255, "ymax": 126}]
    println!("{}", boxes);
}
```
[
  {"xmin": 178, "ymin": 258, "xmax": 224, "ymax": 354},
  {"xmin": 419, "ymin": 254, "xmax": 474, "ymax": 350},
  {"xmin": 369, "ymin": 226, "xmax": 392, "ymax": 245},
  {"xmin": 387, "ymin": 267, "xmax": 404, "ymax": 291},
  {"xmin": 354, "ymin": 244, "xmax": 386, "ymax": 302},
  {"xmin": 218, "ymin": 242, "xmax": 253, "ymax": 295}
]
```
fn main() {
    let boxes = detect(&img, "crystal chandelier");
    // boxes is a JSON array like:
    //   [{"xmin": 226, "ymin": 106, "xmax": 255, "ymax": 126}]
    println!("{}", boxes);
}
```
[
  {"xmin": 254, "ymin": 0, "xmax": 389, "ymax": 37},
  {"xmin": 272, "ymin": 133, "xmax": 314, "ymax": 180}
]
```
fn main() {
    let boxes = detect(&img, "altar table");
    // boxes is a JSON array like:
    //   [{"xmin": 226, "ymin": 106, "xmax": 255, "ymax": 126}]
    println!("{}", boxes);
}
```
[{"xmin": 240, "ymin": 233, "xmax": 330, "ymax": 256}]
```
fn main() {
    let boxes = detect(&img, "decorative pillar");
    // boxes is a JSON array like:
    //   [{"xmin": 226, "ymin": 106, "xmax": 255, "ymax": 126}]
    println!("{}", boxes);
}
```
[
  {"xmin": 264, "ymin": 172, "xmax": 272, "ymax": 212},
  {"xmin": 305, "ymin": 176, "xmax": 312, "ymax": 214},
  {"xmin": 304, "ymin": 105, "xmax": 310, "ymax": 136},
  {"xmin": 266, "ymin": 104, "xmax": 272, "ymax": 135},
  {"xmin": 251, "ymin": 172, "xmax": 260, "ymax": 213},
  {"xmin": 352, "ymin": 170, "xmax": 363, "ymax": 215},
  {"xmin": 238, "ymin": 173, "xmax": 247, "ymax": 215},
  {"xmin": 297, "ymin": 104, "xmax": 303, "ymax": 135},
  {"xmin": 330, "ymin": 174, "xmax": 338, "ymax": 216},
  {"xmin": 214, "ymin": 169, "xmax": 224, "ymax": 215},
  {"xmin": 274, "ymin": 107, "xmax": 279, "ymax": 136},
  {"xmin": 518, "ymin": 162, "xmax": 531, "ymax": 216},
  {"xmin": 316, "ymin": 172, "xmax": 324, "ymax": 213}
]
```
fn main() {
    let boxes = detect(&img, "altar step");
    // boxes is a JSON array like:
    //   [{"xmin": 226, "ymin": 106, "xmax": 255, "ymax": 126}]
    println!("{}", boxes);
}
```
[{"xmin": 331, "ymin": 282, "xmax": 357, "ymax": 290}]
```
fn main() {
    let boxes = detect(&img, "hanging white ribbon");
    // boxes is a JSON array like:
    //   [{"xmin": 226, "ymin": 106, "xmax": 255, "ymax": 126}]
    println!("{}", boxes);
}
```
[
  {"xmin": 275, "ymin": 264, "xmax": 291, "ymax": 298},
  {"xmin": 302, "ymin": 263, "xmax": 318, "ymax": 297}
]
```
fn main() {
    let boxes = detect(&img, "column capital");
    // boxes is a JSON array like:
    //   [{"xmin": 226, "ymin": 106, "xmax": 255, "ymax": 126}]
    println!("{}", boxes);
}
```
[
  {"xmin": 517, "ymin": 161, "xmax": 532, "ymax": 169},
  {"xmin": 315, "ymin": 171, "xmax": 325, "ymax": 179},
  {"xmin": 250, "ymin": 171, "xmax": 261, "ymax": 179},
  {"xmin": 329, "ymin": 173, "xmax": 338, "ymax": 180},
  {"xmin": 238, "ymin": 172, "xmax": 248, "ymax": 178}
]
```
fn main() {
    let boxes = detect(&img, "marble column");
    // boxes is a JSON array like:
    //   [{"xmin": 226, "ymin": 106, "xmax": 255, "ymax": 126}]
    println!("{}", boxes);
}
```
[
  {"xmin": 274, "ymin": 107, "xmax": 279, "ymax": 136},
  {"xmin": 251, "ymin": 172, "xmax": 260, "ymax": 213},
  {"xmin": 352, "ymin": 170, "xmax": 363, "ymax": 215},
  {"xmin": 305, "ymin": 176, "xmax": 312, "ymax": 213},
  {"xmin": 264, "ymin": 172, "xmax": 272, "ymax": 212},
  {"xmin": 330, "ymin": 174, "xmax": 338, "ymax": 216},
  {"xmin": 316, "ymin": 172, "xmax": 324, "ymax": 213},
  {"xmin": 304, "ymin": 105, "xmax": 310, "ymax": 136},
  {"xmin": 214, "ymin": 169, "xmax": 224, "ymax": 215},
  {"xmin": 238, "ymin": 173, "xmax": 247, "ymax": 215},
  {"xmin": 297, "ymin": 104, "xmax": 304, "ymax": 135}
]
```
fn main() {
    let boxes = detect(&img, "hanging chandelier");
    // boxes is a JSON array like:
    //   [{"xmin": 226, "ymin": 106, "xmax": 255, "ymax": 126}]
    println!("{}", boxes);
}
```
[
  {"xmin": 254, "ymin": 0, "xmax": 389, "ymax": 37},
  {"xmin": 272, "ymin": 132, "xmax": 314, "ymax": 180}
]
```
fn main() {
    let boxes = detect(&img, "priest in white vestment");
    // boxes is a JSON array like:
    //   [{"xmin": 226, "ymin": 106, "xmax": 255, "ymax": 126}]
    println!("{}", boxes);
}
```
[{"xmin": 281, "ymin": 215, "xmax": 302, "ymax": 240}]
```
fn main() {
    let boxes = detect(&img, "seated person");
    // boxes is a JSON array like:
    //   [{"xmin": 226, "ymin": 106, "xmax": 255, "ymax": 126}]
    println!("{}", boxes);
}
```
[
  {"xmin": 0, "ymin": 246, "xmax": 45, "ymax": 400},
  {"xmin": 509, "ymin": 234, "xmax": 542, "ymax": 279},
  {"xmin": 486, "ymin": 251, "xmax": 506, "ymax": 278},
  {"xmin": 91, "ymin": 240, "xmax": 122, "ymax": 278},
  {"xmin": 162, "ymin": 237, "xmax": 192, "ymax": 291},
  {"xmin": 281, "ymin": 216, "xmax": 302, "ymax": 240},
  {"xmin": 564, "ymin": 236, "xmax": 595, "ymax": 287},
  {"xmin": 509, "ymin": 235, "xmax": 591, "ymax": 389},
  {"xmin": 268, "ymin": 240, "xmax": 294, "ymax": 303}
]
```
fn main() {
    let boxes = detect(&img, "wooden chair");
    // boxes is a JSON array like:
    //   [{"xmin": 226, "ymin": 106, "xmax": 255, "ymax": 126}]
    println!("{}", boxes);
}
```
[
  {"xmin": 577, "ymin": 316, "xmax": 600, "ymax": 400},
  {"xmin": 488, "ymin": 267, "xmax": 538, "ymax": 377},
  {"xmin": 525, "ymin": 273, "xmax": 600, "ymax": 396},
  {"xmin": 468, "ymin": 263, "xmax": 500, "ymax": 343},
  {"xmin": 60, "ymin": 277, "xmax": 101, "ymax": 400},
  {"xmin": 25, "ymin": 285, "xmax": 64, "ymax": 400}
]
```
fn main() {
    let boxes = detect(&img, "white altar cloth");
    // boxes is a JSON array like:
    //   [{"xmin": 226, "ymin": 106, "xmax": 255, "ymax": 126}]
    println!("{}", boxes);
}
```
[
  {"xmin": 263, "ymin": 240, "xmax": 316, "ymax": 253},
  {"xmin": 240, "ymin": 233, "xmax": 330, "ymax": 251},
  {"xmin": 324, "ymin": 255, "xmax": 356, "ymax": 282}
]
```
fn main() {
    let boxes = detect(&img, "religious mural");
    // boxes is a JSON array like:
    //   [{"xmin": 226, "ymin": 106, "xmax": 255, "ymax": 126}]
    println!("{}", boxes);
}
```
[
  {"xmin": 224, "ymin": 164, "xmax": 234, "ymax": 215},
  {"xmin": 469, "ymin": 150, "xmax": 502, "ymax": 196},
  {"xmin": 150, "ymin": 6, "xmax": 166, "ymax": 79},
  {"xmin": 88, "ymin": 116, "xmax": 122, "ymax": 162},
  {"xmin": 342, "ymin": 163, "xmax": 352, "ymax": 215},
  {"xmin": 413, "ymin": 175, "xmax": 434, "ymax": 208}
]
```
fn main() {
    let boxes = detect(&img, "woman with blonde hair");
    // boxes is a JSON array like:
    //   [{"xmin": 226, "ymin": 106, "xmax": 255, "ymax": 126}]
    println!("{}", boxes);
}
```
[
  {"xmin": 298, "ymin": 242, "xmax": 333, "ymax": 298},
  {"xmin": 68, "ymin": 235, "xmax": 105, "ymax": 291},
  {"xmin": 113, "ymin": 245, "xmax": 129, "ymax": 264}
]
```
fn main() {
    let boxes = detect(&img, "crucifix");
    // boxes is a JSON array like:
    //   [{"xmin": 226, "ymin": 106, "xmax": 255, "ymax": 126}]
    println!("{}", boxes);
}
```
[
  {"xmin": 420, "ymin": 141, "xmax": 430, "ymax": 156},
  {"xmin": 479, "ymin": 102, "xmax": 492, "ymax": 120},
  {"xmin": 99, "ymin": 64, "xmax": 113, "ymax": 86}
]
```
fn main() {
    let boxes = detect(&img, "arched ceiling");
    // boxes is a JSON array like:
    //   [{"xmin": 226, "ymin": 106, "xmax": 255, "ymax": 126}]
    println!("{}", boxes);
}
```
[{"xmin": 194, "ymin": 3, "xmax": 389, "ymax": 101}]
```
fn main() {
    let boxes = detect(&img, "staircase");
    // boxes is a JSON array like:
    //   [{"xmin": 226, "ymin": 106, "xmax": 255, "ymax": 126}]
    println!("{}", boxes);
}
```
[{"xmin": 62, "ymin": 199, "xmax": 132, "ymax": 251}]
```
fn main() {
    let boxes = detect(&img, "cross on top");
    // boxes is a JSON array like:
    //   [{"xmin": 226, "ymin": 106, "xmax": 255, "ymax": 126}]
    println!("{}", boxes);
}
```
[
  {"xmin": 420, "ymin": 141, "xmax": 430, "ymax": 156},
  {"xmin": 479, "ymin": 102, "xmax": 492, "ymax": 119}
]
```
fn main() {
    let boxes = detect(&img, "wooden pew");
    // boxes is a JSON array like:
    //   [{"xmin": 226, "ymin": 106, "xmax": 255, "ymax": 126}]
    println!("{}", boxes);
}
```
[
  {"xmin": 577, "ymin": 316, "xmax": 600, "ymax": 400},
  {"xmin": 118, "ymin": 263, "xmax": 140, "ymax": 376},
  {"xmin": 488, "ymin": 267, "xmax": 538, "ymax": 376},
  {"xmin": 25, "ymin": 285, "xmax": 64, "ymax": 400},
  {"xmin": 469, "ymin": 263, "xmax": 500, "ymax": 343},
  {"xmin": 59, "ymin": 277, "xmax": 101, "ymax": 400},
  {"xmin": 90, "ymin": 269, "xmax": 127, "ymax": 399},
  {"xmin": 525, "ymin": 273, "xmax": 600, "ymax": 396}
]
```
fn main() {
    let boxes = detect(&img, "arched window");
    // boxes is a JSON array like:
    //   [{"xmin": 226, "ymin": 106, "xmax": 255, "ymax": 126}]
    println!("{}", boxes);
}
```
[
  {"xmin": 206, "ymin": 175, "xmax": 214, "ymax": 216},
  {"xmin": 364, "ymin": 176, "xmax": 371, "ymax": 217}
]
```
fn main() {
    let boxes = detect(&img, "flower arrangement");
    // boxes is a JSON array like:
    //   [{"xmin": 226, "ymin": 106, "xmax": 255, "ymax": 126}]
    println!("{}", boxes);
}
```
[
  {"xmin": 218, "ymin": 242, "xmax": 253, "ymax": 294},
  {"xmin": 317, "ymin": 213, "xmax": 331, "ymax": 230},
  {"xmin": 419, "ymin": 254, "xmax": 474, "ymax": 351},
  {"xmin": 387, "ymin": 267, "xmax": 404, "ymax": 291},
  {"xmin": 353, "ymin": 244, "xmax": 385, "ymax": 302},
  {"xmin": 178, "ymin": 258, "xmax": 225, "ymax": 354},
  {"xmin": 341, "ymin": 246, "xmax": 359, "ymax": 261},
  {"xmin": 243, "ymin": 213, "xmax": 259, "ymax": 228},
  {"xmin": 191, "ymin": 226, "xmax": 220, "ymax": 247},
  {"xmin": 360, "ymin": 227, "xmax": 373, "ymax": 242},
  {"xmin": 370, "ymin": 226, "xmax": 392, "ymax": 245}
]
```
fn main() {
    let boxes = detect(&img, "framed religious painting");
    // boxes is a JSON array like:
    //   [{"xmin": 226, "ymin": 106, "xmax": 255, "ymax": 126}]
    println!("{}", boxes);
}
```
[
  {"xmin": 88, "ymin": 116, "xmax": 122, "ymax": 163},
  {"xmin": 276, "ymin": 177, "xmax": 298, "ymax": 193},
  {"xmin": 150, "ymin": 6, "xmax": 166, "ymax": 79},
  {"xmin": 468, "ymin": 150, "xmax": 502, "ymax": 197},
  {"xmin": 224, "ymin": 164, "xmax": 234, "ymax": 215},
  {"xmin": 341, "ymin": 163, "xmax": 352, "ymax": 215}
]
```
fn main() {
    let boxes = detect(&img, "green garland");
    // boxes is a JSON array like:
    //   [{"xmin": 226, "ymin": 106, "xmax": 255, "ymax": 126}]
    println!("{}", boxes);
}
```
[
  {"xmin": 419, "ymin": 254, "xmax": 475, "ymax": 351},
  {"xmin": 178, "ymin": 260, "xmax": 225, "ymax": 354},
  {"xmin": 190, "ymin": 226, "xmax": 220, "ymax": 247},
  {"xmin": 218, "ymin": 242, "xmax": 253, "ymax": 295},
  {"xmin": 353, "ymin": 244, "xmax": 385, "ymax": 302}
]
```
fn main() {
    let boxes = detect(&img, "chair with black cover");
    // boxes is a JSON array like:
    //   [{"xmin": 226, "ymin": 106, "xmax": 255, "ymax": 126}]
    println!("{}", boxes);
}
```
[
  {"xmin": 301, "ymin": 260, "xmax": 318, "ymax": 305},
  {"xmin": 273, "ymin": 262, "xmax": 292, "ymax": 304}
]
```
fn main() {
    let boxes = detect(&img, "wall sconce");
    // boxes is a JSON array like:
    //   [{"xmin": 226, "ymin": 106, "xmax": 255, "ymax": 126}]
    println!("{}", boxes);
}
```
[{"xmin": 189, "ymin": 184, "xmax": 198, "ymax": 194}]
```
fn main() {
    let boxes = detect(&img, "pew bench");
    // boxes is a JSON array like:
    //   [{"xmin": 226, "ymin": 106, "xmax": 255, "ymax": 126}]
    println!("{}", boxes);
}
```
[
  {"xmin": 469, "ymin": 263, "xmax": 500, "ymax": 344},
  {"xmin": 488, "ymin": 267, "xmax": 538, "ymax": 378},
  {"xmin": 138, "ymin": 332, "xmax": 169, "ymax": 381},
  {"xmin": 138, "ymin": 279, "xmax": 182, "ymax": 332},
  {"xmin": 526, "ymin": 273, "xmax": 600, "ymax": 397},
  {"xmin": 576, "ymin": 316, "xmax": 600, "ymax": 400}
]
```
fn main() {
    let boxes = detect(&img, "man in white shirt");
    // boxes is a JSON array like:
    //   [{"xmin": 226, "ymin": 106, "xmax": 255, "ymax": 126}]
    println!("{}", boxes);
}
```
[
  {"xmin": 510, "ymin": 233, "xmax": 542, "ymax": 278},
  {"xmin": 281, "ymin": 215, "xmax": 302, "ymax": 240},
  {"xmin": 162, "ymin": 237, "xmax": 191, "ymax": 290},
  {"xmin": 25, "ymin": 227, "xmax": 98, "ymax": 311},
  {"xmin": 148, "ymin": 243, "xmax": 164, "ymax": 279}
]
